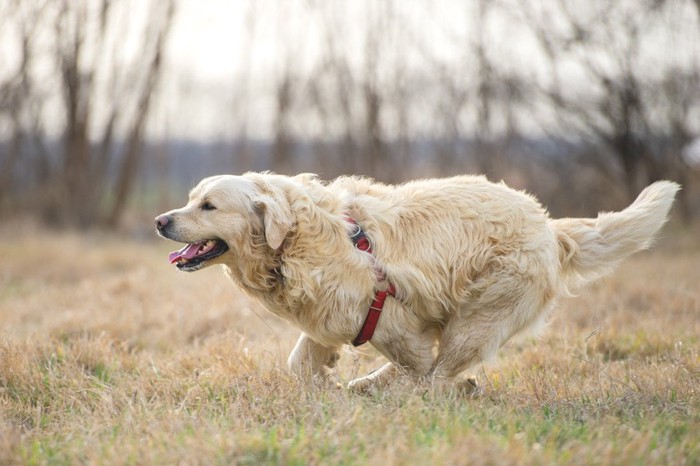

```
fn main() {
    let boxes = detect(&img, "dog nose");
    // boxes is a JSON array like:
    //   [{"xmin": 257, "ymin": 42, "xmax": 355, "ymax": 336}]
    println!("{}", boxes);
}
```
[{"xmin": 155, "ymin": 214, "xmax": 170, "ymax": 231}]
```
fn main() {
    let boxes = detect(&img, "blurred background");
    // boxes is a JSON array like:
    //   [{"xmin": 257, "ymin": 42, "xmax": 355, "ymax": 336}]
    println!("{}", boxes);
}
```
[{"xmin": 1, "ymin": 0, "xmax": 699, "ymax": 230}]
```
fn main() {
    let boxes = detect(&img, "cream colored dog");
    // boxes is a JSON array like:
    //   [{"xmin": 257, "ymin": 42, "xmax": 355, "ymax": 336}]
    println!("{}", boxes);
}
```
[{"xmin": 155, "ymin": 173, "xmax": 679, "ymax": 393}]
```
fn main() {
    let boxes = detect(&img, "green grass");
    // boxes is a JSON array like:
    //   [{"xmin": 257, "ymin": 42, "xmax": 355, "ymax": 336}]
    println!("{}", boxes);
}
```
[
  {"xmin": 5, "ymin": 350, "xmax": 696, "ymax": 465},
  {"xmin": 0, "ymin": 225, "xmax": 698, "ymax": 465}
]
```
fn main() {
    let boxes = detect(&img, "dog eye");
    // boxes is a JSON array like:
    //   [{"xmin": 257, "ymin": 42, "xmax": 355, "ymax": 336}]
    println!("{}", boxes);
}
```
[{"xmin": 201, "ymin": 202, "xmax": 216, "ymax": 211}]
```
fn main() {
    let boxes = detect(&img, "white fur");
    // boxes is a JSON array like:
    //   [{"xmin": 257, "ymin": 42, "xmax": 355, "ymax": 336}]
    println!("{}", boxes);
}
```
[{"xmin": 158, "ymin": 173, "xmax": 679, "ymax": 392}]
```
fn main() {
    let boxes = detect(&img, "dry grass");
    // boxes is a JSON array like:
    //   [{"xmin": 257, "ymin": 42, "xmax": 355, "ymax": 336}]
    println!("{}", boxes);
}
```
[{"xmin": 1, "ymin": 222, "xmax": 698, "ymax": 465}]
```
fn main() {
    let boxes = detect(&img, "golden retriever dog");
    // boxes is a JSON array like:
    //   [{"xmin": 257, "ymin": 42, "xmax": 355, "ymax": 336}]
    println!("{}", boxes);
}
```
[{"xmin": 155, "ymin": 173, "xmax": 678, "ymax": 394}]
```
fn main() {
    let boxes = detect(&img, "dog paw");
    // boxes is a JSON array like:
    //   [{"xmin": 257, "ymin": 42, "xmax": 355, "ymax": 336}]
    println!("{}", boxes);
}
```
[
  {"xmin": 347, "ymin": 362, "xmax": 397, "ymax": 395},
  {"xmin": 427, "ymin": 375, "xmax": 483, "ymax": 398},
  {"xmin": 325, "ymin": 352, "xmax": 340, "ymax": 369},
  {"xmin": 347, "ymin": 376, "xmax": 375, "ymax": 395},
  {"xmin": 456, "ymin": 376, "xmax": 483, "ymax": 398}
]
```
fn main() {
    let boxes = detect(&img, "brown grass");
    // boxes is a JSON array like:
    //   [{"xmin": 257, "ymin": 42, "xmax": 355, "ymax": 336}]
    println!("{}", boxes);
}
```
[{"xmin": 0, "ymin": 222, "xmax": 698, "ymax": 465}]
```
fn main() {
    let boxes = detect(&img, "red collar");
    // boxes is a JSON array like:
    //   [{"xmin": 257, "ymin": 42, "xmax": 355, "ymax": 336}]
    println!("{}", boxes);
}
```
[{"xmin": 346, "ymin": 216, "xmax": 396, "ymax": 347}]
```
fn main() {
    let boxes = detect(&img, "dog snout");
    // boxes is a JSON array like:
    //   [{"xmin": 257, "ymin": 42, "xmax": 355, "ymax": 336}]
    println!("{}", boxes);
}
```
[{"xmin": 155, "ymin": 214, "xmax": 170, "ymax": 232}]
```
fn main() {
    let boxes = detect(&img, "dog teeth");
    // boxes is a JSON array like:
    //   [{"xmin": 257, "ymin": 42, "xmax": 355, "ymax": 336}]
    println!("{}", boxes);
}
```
[{"xmin": 199, "ymin": 240, "xmax": 217, "ymax": 255}]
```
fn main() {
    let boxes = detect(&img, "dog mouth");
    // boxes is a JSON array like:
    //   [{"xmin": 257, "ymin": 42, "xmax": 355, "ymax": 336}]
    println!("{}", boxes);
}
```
[{"xmin": 168, "ymin": 239, "xmax": 229, "ymax": 272}]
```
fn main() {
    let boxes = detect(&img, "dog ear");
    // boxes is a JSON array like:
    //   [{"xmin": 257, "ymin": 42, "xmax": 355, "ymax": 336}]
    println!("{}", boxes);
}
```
[{"xmin": 254, "ymin": 195, "xmax": 292, "ymax": 250}]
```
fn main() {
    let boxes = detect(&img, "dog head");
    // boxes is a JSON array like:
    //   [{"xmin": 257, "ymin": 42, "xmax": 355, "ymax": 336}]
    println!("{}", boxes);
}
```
[{"xmin": 155, "ymin": 174, "xmax": 293, "ymax": 271}]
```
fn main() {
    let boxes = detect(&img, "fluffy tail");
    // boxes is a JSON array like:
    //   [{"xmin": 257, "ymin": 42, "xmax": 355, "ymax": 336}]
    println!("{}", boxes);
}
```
[{"xmin": 552, "ymin": 181, "xmax": 680, "ymax": 290}]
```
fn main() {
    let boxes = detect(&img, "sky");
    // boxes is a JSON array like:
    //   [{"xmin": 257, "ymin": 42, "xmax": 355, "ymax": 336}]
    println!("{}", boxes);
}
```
[
  {"xmin": 154, "ymin": 0, "xmax": 550, "ymax": 140},
  {"xmin": 153, "ymin": 0, "xmax": 700, "ymax": 141}
]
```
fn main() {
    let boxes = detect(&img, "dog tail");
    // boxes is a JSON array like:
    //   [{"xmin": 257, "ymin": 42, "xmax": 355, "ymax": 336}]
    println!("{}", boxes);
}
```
[{"xmin": 552, "ymin": 181, "xmax": 680, "ymax": 290}]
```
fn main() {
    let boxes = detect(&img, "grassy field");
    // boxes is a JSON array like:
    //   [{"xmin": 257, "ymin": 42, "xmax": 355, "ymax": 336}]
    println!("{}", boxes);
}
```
[{"xmin": 1, "ymin": 222, "xmax": 698, "ymax": 465}]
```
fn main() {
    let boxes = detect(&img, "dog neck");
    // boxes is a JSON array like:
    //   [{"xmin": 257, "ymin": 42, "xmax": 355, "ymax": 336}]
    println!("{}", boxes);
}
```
[{"xmin": 222, "ymin": 233, "xmax": 284, "ymax": 297}]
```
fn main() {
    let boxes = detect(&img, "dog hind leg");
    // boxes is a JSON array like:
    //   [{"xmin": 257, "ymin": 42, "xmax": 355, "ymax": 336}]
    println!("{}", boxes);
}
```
[
  {"xmin": 348, "ymin": 326, "xmax": 436, "ymax": 394},
  {"xmin": 430, "ymin": 285, "xmax": 548, "ymax": 394}
]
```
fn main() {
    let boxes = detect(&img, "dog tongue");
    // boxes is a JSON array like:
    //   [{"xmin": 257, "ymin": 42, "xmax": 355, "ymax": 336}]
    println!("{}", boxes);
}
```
[{"xmin": 168, "ymin": 243, "xmax": 202, "ymax": 264}]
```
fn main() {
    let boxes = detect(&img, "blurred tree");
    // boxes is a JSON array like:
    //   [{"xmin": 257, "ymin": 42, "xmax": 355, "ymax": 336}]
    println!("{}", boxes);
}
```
[
  {"xmin": 5, "ymin": 0, "xmax": 695, "ymax": 223},
  {"xmin": 229, "ymin": 1, "xmax": 257, "ymax": 173},
  {"xmin": 269, "ymin": 2, "xmax": 297, "ymax": 175},
  {"xmin": 0, "ymin": 0, "xmax": 175, "ymax": 227},
  {"xmin": 518, "ymin": 0, "xmax": 699, "ymax": 209},
  {"xmin": 0, "ymin": 0, "xmax": 46, "ymax": 208},
  {"xmin": 306, "ymin": 4, "xmax": 359, "ymax": 177}
]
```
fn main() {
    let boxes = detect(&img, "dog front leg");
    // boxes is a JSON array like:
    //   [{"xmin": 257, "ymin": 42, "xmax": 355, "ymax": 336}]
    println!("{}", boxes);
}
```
[{"xmin": 287, "ymin": 333, "xmax": 340, "ymax": 381}]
